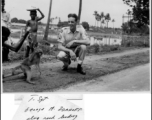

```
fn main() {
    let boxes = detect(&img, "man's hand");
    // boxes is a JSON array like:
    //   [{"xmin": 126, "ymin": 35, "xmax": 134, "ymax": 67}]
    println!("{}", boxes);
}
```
[
  {"xmin": 66, "ymin": 40, "xmax": 75, "ymax": 48},
  {"xmin": 69, "ymin": 50, "xmax": 76, "ymax": 61}
]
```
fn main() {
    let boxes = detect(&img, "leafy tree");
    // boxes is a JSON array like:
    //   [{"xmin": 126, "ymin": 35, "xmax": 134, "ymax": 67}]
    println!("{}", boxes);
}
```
[
  {"xmin": 18, "ymin": 19, "xmax": 26, "ymax": 24},
  {"xmin": 123, "ymin": 0, "xmax": 149, "ymax": 26},
  {"xmin": 57, "ymin": 21, "xmax": 68, "ymax": 27},
  {"xmin": 82, "ymin": 21, "xmax": 89, "ymax": 30},
  {"xmin": 11, "ymin": 17, "xmax": 18, "ymax": 23},
  {"xmin": 122, "ymin": 20, "xmax": 149, "ymax": 35},
  {"xmin": 11, "ymin": 17, "xmax": 26, "ymax": 23},
  {"xmin": 121, "ymin": 22, "xmax": 130, "ymax": 34}
]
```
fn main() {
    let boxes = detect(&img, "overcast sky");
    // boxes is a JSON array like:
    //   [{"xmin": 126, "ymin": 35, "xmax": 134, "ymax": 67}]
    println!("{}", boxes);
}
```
[{"xmin": 5, "ymin": 0, "xmax": 131, "ymax": 28}]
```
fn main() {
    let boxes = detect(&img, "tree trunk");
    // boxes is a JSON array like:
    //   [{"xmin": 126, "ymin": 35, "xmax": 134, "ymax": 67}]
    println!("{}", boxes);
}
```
[
  {"xmin": 97, "ymin": 21, "xmax": 98, "ymax": 31},
  {"xmin": 97, "ymin": 21, "xmax": 98, "ymax": 30},
  {"xmin": 43, "ymin": 0, "xmax": 53, "ymax": 40}
]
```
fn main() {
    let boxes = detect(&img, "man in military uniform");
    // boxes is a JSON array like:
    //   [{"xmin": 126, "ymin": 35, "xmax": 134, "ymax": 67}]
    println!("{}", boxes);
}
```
[{"xmin": 57, "ymin": 13, "xmax": 90, "ymax": 75}]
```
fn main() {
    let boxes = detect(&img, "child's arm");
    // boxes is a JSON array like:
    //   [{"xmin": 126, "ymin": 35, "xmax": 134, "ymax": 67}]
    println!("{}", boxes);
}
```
[{"xmin": 36, "ymin": 8, "xmax": 45, "ymax": 21}]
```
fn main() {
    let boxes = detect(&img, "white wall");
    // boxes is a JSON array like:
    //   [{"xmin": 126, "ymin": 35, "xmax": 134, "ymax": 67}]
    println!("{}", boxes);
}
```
[{"xmin": 102, "ymin": 37, "xmax": 122, "ymax": 45}]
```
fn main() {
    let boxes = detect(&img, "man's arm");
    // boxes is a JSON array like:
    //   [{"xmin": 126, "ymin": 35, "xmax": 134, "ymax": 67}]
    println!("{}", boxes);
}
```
[
  {"xmin": 36, "ymin": 8, "xmax": 45, "ymax": 21},
  {"xmin": 58, "ymin": 43, "xmax": 71, "ymax": 53},
  {"xmin": 3, "ymin": 31, "xmax": 29, "ymax": 52},
  {"xmin": 66, "ymin": 27, "xmax": 90, "ymax": 48},
  {"xmin": 73, "ymin": 39, "xmax": 90, "ymax": 45}
]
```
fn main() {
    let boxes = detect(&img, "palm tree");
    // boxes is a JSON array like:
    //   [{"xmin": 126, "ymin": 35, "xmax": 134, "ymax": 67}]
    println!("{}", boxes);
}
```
[
  {"xmin": 101, "ymin": 19, "xmax": 105, "ymax": 28},
  {"xmin": 96, "ymin": 13, "xmax": 100, "ymax": 29},
  {"xmin": 78, "ymin": 0, "xmax": 82, "ymax": 24},
  {"xmin": 112, "ymin": 19, "xmax": 115, "ymax": 29},
  {"xmin": 105, "ymin": 13, "xmax": 111, "ymax": 28},
  {"xmin": 93, "ymin": 11, "xmax": 98, "ymax": 28},
  {"xmin": 100, "ymin": 12, "xmax": 104, "ymax": 28}
]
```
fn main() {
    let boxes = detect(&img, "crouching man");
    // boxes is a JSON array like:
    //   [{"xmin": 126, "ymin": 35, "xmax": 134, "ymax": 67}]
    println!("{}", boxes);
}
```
[{"xmin": 57, "ymin": 13, "xmax": 90, "ymax": 75}]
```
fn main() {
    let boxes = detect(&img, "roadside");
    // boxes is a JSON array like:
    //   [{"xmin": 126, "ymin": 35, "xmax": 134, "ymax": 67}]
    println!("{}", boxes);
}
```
[
  {"xmin": 55, "ymin": 64, "xmax": 150, "ymax": 92},
  {"xmin": 2, "ymin": 48, "xmax": 150, "ymax": 92}
]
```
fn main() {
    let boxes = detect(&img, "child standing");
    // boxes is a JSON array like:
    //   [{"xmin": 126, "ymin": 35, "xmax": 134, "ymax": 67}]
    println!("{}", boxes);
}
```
[{"xmin": 24, "ymin": 8, "xmax": 44, "ymax": 58}]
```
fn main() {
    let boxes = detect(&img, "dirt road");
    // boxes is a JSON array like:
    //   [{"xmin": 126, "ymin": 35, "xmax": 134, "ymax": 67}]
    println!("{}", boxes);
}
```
[
  {"xmin": 56, "ymin": 64, "xmax": 150, "ymax": 92},
  {"xmin": 3, "ymin": 48, "xmax": 150, "ymax": 92}
]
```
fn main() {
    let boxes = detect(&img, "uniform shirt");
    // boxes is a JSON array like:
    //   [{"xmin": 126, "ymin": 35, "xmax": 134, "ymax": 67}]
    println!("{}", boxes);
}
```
[
  {"xmin": 1, "ymin": 11, "xmax": 11, "ymax": 29},
  {"xmin": 57, "ymin": 25, "xmax": 89, "ymax": 46}
]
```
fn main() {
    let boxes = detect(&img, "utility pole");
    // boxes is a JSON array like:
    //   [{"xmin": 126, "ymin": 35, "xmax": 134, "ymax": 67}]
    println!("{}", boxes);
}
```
[
  {"xmin": 122, "ymin": 14, "xmax": 133, "ymax": 34},
  {"xmin": 122, "ymin": 15, "xmax": 133, "ymax": 25},
  {"xmin": 43, "ymin": 0, "xmax": 53, "ymax": 40},
  {"xmin": 122, "ymin": 15, "xmax": 124, "ymax": 25},
  {"xmin": 78, "ymin": 0, "xmax": 82, "ymax": 24}
]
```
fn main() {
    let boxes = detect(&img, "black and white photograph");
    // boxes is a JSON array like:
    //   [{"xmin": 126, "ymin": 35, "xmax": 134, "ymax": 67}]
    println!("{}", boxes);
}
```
[
  {"xmin": 1, "ymin": 0, "xmax": 150, "ymax": 92},
  {"xmin": 1, "ymin": 0, "xmax": 151, "ymax": 120}
]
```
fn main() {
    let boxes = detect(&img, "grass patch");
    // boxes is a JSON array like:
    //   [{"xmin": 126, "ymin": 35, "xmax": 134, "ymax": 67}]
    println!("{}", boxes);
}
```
[{"xmin": 87, "ymin": 44, "xmax": 121, "ymax": 54}]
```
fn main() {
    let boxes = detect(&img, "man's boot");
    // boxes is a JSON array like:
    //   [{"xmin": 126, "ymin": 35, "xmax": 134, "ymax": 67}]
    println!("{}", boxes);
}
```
[{"xmin": 77, "ymin": 64, "xmax": 86, "ymax": 75}]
